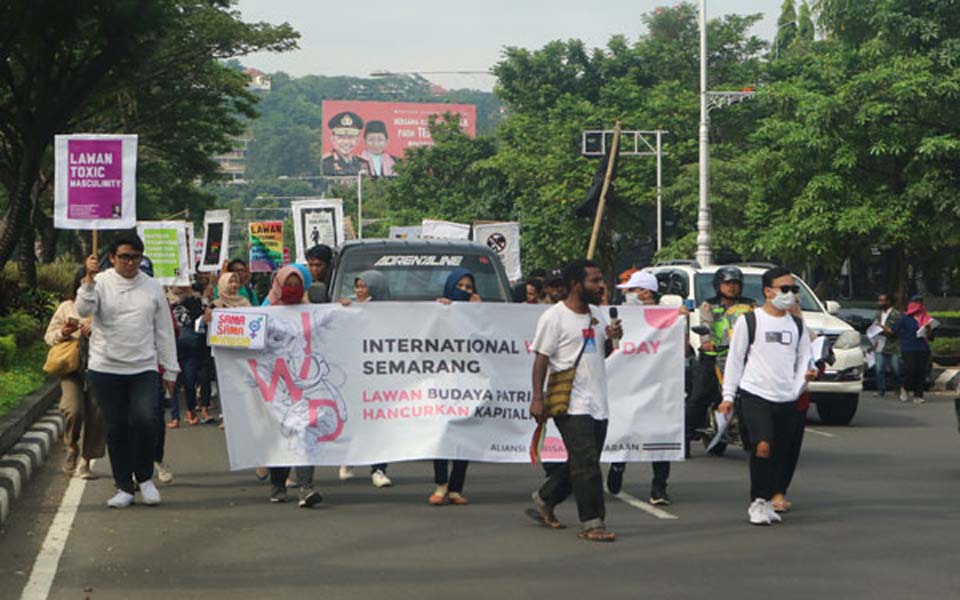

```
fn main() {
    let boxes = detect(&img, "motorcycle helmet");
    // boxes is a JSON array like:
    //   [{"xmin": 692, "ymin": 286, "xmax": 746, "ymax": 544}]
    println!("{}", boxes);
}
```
[{"xmin": 712, "ymin": 266, "xmax": 743, "ymax": 294}]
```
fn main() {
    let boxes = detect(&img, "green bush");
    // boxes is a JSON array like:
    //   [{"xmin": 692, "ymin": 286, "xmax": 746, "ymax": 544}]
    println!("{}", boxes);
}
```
[
  {"xmin": 930, "ymin": 311, "xmax": 960, "ymax": 319},
  {"xmin": 931, "ymin": 338, "xmax": 960, "ymax": 355},
  {"xmin": 0, "ymin": 334, "xmax": 15, "ymax": 369},
  {"xmin": 38, "ymin": 260, "xmax": 81, "ymax": 298},
  {"xmin": 0, "ymin": 311, "xmax": 42, "ymax": 346},
  {"xmin": 0, "ymin": 340, "xmax": 48, "ymax": 418}
]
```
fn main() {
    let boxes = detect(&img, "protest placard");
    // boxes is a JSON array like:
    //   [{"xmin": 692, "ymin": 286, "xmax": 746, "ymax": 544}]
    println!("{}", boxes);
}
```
[
  {"xmin": 291, "ymin": 199, "xmax": 344, "ymax": 263},
  {"xmin": 249, "ymin": 221, "xmax": 284, "ymax": 272},
  {"xmin": 199, "ymin": 209, "xmax": 230, "ymax": 272},
  {"xmin": 136, "ymin": 221, "xmax": 190, "ymax": 285},
  {"xmin": 208, "ymin": 310, "xmax": 268, "ymax": 350},
  {"xmin": 54, "ymin": 134, "xmax": 138, "ymax": 230},
  {"xmin": 421, "ymin": 219, "xmax": 470, "ymax": 240},
  {"xmin": 474, "ymin": 222, "xmax": 521, "ymax": 281}
]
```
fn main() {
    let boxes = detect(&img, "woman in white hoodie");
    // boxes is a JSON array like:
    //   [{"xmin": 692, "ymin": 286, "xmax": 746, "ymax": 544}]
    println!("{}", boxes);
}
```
[{"xmin": 77, "ymin": 236, "xmax": 179, "ymax": 509}]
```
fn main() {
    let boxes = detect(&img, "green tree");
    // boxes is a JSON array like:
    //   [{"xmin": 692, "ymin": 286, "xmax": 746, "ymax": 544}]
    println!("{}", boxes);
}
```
[
  {"xmin": 0, "ymin": 0, "xmax": 298, "ymax": 277},
  {"xmin": 774, "ymin": 0, "xmax": 798, "ymax": 59},
  {"xmin": 796, "ymin": 1, "xmax": 815, "ymax": 45}
]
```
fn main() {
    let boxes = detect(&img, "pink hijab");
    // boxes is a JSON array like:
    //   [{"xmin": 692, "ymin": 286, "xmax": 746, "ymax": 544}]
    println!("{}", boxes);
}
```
[
  {"xmin": 267, "ymin": 265, "xmax": 305, "ymax": 306},
  {"xmin": 905, "ymin": 301, "xmax": 932, "ymax": 329}
]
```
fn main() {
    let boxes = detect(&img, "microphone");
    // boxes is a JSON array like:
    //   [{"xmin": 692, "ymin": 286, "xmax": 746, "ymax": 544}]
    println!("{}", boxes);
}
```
[{"xmin": 609, "ymin": 307, "xmax": 621, "ymax": 350}]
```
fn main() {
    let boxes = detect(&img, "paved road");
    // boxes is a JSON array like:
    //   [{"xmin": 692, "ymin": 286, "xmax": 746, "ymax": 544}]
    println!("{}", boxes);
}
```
[{"xmin": 2, "ymin": 391, "xmax": 959, "ymax": 600}]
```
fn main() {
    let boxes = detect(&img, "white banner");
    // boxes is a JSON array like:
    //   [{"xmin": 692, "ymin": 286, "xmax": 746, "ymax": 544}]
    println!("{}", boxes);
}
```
[
  {"xmin": 421, "ymin": 219, "xmax": 470, "ymax": 240},
  {"xmin": 199, "ymin": 209, "xmax": 230, "ymax": 273},
  {"xmin": 212, "ymin": 304, "xmax": 685, "ymax": 470},
  {"xmin": 474, "ymin": 222, "xmax": 521, "ymax": 281},
  {"xmin": 136, "ymin": 221, "xmax": 190, "ymax": 286},
  {"xmin": 292, "ymin": 199, "xmax": 344, "ymax": 263},
  {"xmin": 388, "ymin": 226, "xmax": 422, "ymax": 240},
  {"xmin": 54, "ymin": 134, "xmax": 138, "ymax": 230}
]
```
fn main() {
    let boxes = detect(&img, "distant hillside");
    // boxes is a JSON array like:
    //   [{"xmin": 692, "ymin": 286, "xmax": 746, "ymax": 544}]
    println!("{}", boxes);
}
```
[{"xmin": 242, "ymin": 69, "xmax": 504, "ymax": 179}]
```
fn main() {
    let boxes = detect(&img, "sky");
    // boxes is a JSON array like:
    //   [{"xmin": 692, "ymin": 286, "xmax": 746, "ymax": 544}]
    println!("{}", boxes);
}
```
[{"xmin": 234, "ymin": 0, "xmax": 785, "ymax": 91}]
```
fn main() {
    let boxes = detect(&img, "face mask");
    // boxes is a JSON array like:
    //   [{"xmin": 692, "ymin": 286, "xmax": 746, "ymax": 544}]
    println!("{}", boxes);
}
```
[
  {"xmin": 447, "ymin": 288, "xmax": 472, "ymax": 302},
  {"xmin": 280, "ymin": 284, "xmax": 304, "ymax": 305},
  {"xmin": 772, "ymin": 291, "xmax": 796, "ymax": 311},
  {"xmin": 624, "ymin": 292, "xmax": 642, "ymax": 305}
]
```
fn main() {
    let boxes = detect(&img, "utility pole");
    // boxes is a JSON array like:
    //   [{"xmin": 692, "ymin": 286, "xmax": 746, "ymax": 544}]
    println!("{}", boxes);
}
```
[{"xmin": 697, "ymin": 0, "xmax": 755, "ymax": 267}]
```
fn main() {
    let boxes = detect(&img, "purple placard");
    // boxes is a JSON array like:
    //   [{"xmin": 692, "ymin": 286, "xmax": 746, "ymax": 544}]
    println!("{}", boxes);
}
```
[{"xmin": 66, "ymin": 139, "xmax": 123, "ymax": 219}]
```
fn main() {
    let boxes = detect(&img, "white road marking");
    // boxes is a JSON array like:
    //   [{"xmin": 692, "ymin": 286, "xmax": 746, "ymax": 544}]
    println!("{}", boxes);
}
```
[
  {"xmin": 611, "ymin": 490, "xmax": 679, "ymax": 520},
  {"xmin": 805, "ymin": 427, "xmax": 837, "ymax": 438},
  {"xmin": 20, "ymin": 476, "xmax": 87, "ymax": 600}
]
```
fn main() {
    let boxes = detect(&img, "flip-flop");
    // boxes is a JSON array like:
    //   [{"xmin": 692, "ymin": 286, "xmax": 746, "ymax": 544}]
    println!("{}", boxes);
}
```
[
  {"xmin": 524, "ymin": 508, "xmax": 567, "ymax": 530},
  {"xmin": 578, "ymin": 527, "xmax": 616, "ymax": 542}
]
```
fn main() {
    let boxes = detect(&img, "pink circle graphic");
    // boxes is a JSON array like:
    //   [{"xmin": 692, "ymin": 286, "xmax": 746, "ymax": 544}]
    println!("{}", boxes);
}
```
[{"xmin": 644, "ymin": 307, "xmax": 680, "ymax": 329}]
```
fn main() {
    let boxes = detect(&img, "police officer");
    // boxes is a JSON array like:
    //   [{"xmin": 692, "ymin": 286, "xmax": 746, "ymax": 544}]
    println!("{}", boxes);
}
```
[
  {"xmin": 322, "ymin": 111, "xmax": 370, "ymax": 176},
  {"xmin": 686, "ymin": 267, "xmax": 755, "ymax": 445}
]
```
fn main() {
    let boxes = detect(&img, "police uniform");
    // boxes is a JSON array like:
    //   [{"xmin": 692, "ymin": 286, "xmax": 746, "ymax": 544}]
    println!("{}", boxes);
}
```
[
  {"xmin": 686, "ymin": 296, "xmax": 755, "ymax": 440},
  {"xmin": 322, "ymin": 111, "xmax": 370, "ymax": 176}
]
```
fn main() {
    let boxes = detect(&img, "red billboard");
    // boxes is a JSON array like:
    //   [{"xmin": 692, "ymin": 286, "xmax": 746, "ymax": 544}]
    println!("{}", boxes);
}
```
[{"xmin": 320, "ymin": 100, "xmax": 476, "ymax": 177}]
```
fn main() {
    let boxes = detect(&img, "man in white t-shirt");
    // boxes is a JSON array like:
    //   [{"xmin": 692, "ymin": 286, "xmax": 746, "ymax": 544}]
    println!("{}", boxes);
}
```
[
  {"xmin": 719, "ymin": 267, "xmax": 816, "ymax": 526},
  {"xmin": 530, "ymin": 259, "xmax": 622, "ymax": 542}
]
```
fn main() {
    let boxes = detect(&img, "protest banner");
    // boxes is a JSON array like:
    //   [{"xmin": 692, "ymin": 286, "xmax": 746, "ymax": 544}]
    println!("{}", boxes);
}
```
[
  {"xmin": 248, "ymin": 220, "xmax": 284, "ymax": 272},
  {"xmin": 208, "ymin": 310, "xmax": 268, "ymax": 349},
  {"xmin": 212, "ymin": 304, "xmax": 685, "ymax": 469},
  {"xmin": 136, "ymin": 221, "xmax": 190, "ymax": 285},
  {"xmin": 388, "ymin": 226, "xmax": 422, "ymax": 240},
  {"xmin": 473, "ymin": 222, "xmax": 521, "ymax": 281},
  {"xmin": 421, "ymin": 219, "xmax": 470, "ymax": 240},
  {"xmin": 199, "ymin": 209, "xmax": 230, "ymax": 272},
  {"xmin": 291, "ymin": 199, "xmax": 344, "ymax": 262},
  {"xmin": 54, "ymin": 134, "xmax": 138, "ymax": 230}
]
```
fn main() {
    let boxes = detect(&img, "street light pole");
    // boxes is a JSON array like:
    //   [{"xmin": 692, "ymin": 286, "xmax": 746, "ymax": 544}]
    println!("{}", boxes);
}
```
[{"xmin": 696, "ymin": 0, "xmax": 713, "ymax": 267}]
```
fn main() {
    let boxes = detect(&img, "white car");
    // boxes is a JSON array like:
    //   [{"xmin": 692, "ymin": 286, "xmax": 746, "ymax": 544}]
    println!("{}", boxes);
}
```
[{"xmin": 647, "ymin": 261, "xmax": 864, "ymax": 425}]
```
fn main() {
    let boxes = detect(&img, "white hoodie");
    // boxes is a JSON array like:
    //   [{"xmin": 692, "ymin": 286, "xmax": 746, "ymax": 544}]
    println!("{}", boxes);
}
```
[{"xmin": 76, "ymin": 269, "xmax": 180, "ymax": 382}]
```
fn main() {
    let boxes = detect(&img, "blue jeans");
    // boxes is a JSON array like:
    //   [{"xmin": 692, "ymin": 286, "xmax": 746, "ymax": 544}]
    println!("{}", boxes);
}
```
[
  {"xmin": 172, "ymin": 350, "xmax": 201, "ymax": 419},
  {"xmin": 875, "ymin": 352, "xmax": 901, "ymax": 393},
  {"xmin": 88, "ymin": 370, "xmax": 160, "ymax": 493}
]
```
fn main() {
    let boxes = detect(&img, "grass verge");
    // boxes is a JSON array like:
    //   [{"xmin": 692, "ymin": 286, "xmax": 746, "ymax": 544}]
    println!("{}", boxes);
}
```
[{"xmin": 0, "ymin": 341, "xmax": 49, "ymax": 419}]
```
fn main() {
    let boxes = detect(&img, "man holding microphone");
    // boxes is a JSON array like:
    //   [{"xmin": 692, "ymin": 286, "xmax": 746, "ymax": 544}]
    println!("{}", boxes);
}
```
[{"xmin": 77, "ymin": 236, "xmax": 179, "ymax": 508}]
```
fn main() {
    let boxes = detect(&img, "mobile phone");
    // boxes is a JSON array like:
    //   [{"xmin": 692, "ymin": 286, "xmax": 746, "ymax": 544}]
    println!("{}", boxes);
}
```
[
  {"xmin": 683, "ymin": 299, "xmax": 695, "ymax": 311},
  {"xmin": 67, "ymin": 317, "xmax": 80, "ymax": 327}
]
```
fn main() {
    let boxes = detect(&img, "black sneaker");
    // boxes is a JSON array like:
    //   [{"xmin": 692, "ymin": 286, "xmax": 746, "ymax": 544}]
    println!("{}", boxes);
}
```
[
  {"xmin": 298, "ymin": 487, "xmax": 323, "ymax": 508},
  {"xmin": 269, "ymin": 486, "xmax": 287, "ymax": 503},
  {"xmin": 650, "ymin": 485, "xmax": 671, "ymax": 506},
  {"xmin": 606, "ymin": 465, "xmax": 625, "ymax": 495}
]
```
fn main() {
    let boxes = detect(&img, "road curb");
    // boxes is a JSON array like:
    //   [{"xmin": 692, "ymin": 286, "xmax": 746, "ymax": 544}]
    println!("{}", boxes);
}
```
[
  {"xmin": 0, "ymin": 377, "xmax": 63, "ymax": 527},
  {"xmin": 931, "ymin": 366, "xmax": 960, "ymax": 392}
]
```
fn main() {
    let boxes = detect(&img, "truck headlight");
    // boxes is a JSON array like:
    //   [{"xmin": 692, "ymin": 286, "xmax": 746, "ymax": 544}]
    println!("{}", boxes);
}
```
[{"xmin": 833, "ymin": 330, "xmax": 861, "ymax": 350}]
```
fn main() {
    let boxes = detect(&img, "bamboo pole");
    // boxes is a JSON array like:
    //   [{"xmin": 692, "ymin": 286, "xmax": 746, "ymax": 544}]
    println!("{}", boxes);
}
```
[{"xmin": 586, "ymin": 121, "xmax": 621, "ymax": 260}]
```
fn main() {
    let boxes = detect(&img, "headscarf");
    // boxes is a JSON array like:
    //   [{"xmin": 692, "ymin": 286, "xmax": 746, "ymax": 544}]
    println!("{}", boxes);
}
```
[
  {"xmin": 214, "ymin": 272, "xmax": 250, "ymax": 308},
  {"xmin": 905, "ymin": 301, "xmax": 932, "ymax": 329},
  {"xmin": 355, "ymin": 270, "xmax": 388, "ymax": 301},
  {"xmin": 267, "ymin": 265, "xmax": 306, "ymax": 306},
  {"xmin": 443, "ymin": 267, "xmax": 476, "ymax": 302}
]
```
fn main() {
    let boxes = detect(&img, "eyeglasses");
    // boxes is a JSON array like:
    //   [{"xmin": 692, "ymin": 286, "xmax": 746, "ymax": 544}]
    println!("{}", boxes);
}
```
[
  {"xmin": 777, "ymin": 285, "xmax": 800, "ymax": 294},
  {"xmin": 115, "ymin": 253, "xmax": 142, "ymax": 263}
]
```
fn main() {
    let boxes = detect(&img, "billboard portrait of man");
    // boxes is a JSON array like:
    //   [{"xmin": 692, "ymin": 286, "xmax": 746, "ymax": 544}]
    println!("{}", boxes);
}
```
[
  {"xmin": 322, "ymin": 111, "xmax": 370, "ymax": 176},
  {"xmin": 360, "ymin": 120, "xmax": 397, "ymax": 178}
]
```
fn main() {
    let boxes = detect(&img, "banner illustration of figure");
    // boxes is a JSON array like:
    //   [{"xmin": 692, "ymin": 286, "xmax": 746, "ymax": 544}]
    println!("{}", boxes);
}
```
[{"xmin": 244, "ymin": 311, "xmax": 348, "ymax": 456}]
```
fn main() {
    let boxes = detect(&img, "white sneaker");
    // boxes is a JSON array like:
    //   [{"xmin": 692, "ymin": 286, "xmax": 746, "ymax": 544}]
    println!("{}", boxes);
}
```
[
  {"xmin": 139, "ymin": 479, "xmax": 161, "ymax": 506},
  {"xmin": 765, "ymin": 501, "xmax": 783, "ymax": 523},
  {"xmin": 371, "ymin": 469, "xmax": 392, "ymax": 488},
  {"xmin": 913, "ymin": 396, "xmax": 926, "ymax": 404},
  {"xmin": 155, "ymin": 461, "xmax": 174, "ymax": 484},
  {"xmin": 900, "ymin": 388, "xmax": 910, "ymax": 402},
  {"xmin": 748, "ymin": 498, "xmax": 772, "ymax": 525},
  {"xmin": 338, "ymin": 465, "xmax": 355, "ymax": 481},
  {"xmin": 106, "ymin": 490, "xmax": 135, "ymax": 508}
]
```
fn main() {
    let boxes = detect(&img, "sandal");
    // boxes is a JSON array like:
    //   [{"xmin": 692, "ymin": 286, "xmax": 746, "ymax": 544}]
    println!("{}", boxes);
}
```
[
  {"xmin": 447, "ymin": 493, "xmax": 470, "ymax": 506},
  {"xmin": 771, "ymin": 498, "xmax": 792, "ymax": 513},
  {"xmin": 524, "ymin": 507, "xmax": 566, "ymax": 529},
  {"xmin": 428, "ymin": 492, "xmax": 448, "ymax": 506},
  {"xmin": 578, "ymin": 527, "xmax": 616, "ymax": 542}
]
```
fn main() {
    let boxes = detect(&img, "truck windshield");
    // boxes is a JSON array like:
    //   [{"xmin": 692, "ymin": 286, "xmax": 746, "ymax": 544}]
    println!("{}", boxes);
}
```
[
  {"xmin": 694, "ymin": 273, "xmax": 821, "ymax": 312},
  {"xmin": 336, "ymin": 252, "xmax": 508, "ymax": 302}
]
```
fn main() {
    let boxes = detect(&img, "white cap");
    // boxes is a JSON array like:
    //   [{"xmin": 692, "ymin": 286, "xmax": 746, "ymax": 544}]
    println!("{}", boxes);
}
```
[{"xmin": 616, "ymin": 271, "xmax": 658, "ymax": 292}]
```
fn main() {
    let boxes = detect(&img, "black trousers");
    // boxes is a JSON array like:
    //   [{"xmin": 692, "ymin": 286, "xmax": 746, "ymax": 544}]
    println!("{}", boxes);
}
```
[
  {"xmin": 901, "ymin": 351, "xmax": 930, "ymax": 397},
  {"xmin": 538, "ymin": 415, "xmax": 608, "ymax": 528},
  {"xmin": 88, "ymin": 370, "xmax": 160, "ymax": 494},
  {"xmin": 738, "ymin": 391, "xmax": 798, "ymax": 501},
  {"xmin": 687, "ymin": 354, "xmax": 722, "ymax": 439},
  {"xmin": 775, "ymin": 406, "xmax": 807, "ymax": 496},
  {"xmin": 433, "ymin": 460, "xmax": 468, "ymax": 493},
  {"xmin": 609, "ymin": 461, "xmax": 670, "ymax": 488}
]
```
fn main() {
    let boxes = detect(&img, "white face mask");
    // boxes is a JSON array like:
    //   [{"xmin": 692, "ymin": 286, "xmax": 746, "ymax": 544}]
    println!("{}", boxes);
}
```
[
  {"xmin": 772, "ymin": 291, "xmax": 796, "ymax": 311},
  {"xmin": 624, "ymin": 292, "xmax": 643, "ymax": 305}
]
